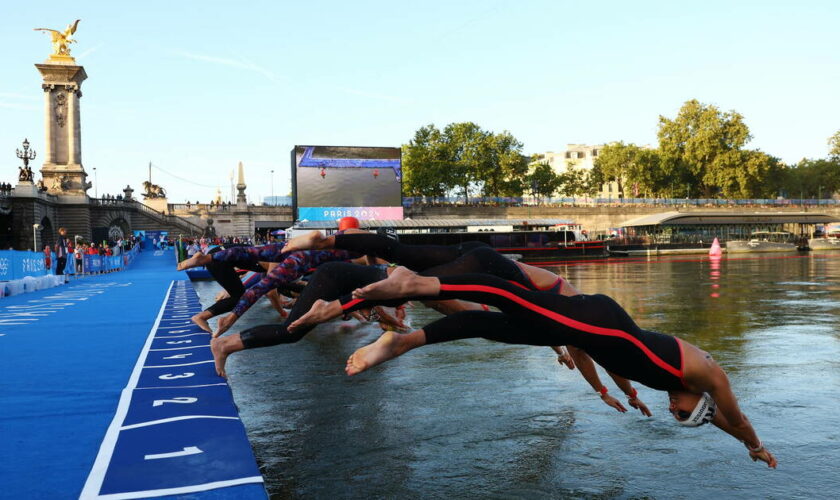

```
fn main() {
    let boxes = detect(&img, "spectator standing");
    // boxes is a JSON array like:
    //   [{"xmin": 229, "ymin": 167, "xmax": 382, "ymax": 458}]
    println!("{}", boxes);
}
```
[
  {"xmin": 43, "ymin": 245, "xmax": 52, "ymax": 271},
  {"xmin": 55, "ymin": 227, "xmax": 68, "ymax": 276},
  {"xmin": 74, "ymin": 244, "xmax": 84, "ymax": 274}
]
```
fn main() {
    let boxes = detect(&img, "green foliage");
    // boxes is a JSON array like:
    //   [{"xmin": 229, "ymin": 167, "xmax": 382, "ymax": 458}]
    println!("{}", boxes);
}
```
[
  {"xmin": 402, "ymin": 122, "xmax": 528, "ymax": 201},
  {"xmin": 658, "ymin": 99, "xmax": 752, "ymax": 197},
  {"xmin": 829, "ymin": 130, "xmax": 840, "ymax": 158},
  {"xmin": 402, "ymin": 104, "xmax": 837, "ymax": 202},
  {"xmin": 782, "ymin": 158, "xmax": 840, "ymax": 198},
  {"xmin": 558, "ymin": 165, "xmax": 589, "ymax": 197},
  {"xmin": 402, "ymin": 125, "xmax": 450, "ymax": 198},
  {"xmin": 591, "ymin": 142, "xmax": 666, "ymax": 197},
  {"xmin": 526, "ymin": 162, "xmax": 561, "ymax": 202}
]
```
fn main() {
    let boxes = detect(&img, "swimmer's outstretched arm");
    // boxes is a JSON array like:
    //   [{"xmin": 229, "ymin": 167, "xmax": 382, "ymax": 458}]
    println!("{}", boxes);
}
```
[
  {"xmin": 550, "ymin": 346, "xmax": 575, "ymax": 369},
  {"xmin": 567, "ymin": 347, "xmax": 626, "ymax": 412},
  {"xmin": 683, "ymin": 345, "xmax": 777, "ymax": 468},
  {"xmin": 604, "ymin": 370, "xmax": 652, "ymax": 417},
  {"xmin": 284, "ymin": 228, "xmax": 368, "ymax": 253}
]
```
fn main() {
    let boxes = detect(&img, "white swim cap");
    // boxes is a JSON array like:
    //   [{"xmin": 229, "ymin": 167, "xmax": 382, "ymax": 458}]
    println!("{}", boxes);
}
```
[{"xmin": 678, "ymin": 392, "xmax": 716, "ymax": 427}]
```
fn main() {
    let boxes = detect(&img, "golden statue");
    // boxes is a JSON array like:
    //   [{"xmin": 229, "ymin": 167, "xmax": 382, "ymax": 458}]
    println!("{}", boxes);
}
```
[{"xmin": 34, "ymin": 19, "xmax": 80, "ymax": 58}]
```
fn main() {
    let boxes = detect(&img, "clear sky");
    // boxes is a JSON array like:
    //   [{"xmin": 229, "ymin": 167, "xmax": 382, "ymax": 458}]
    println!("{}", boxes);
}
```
[{"xmin": 2, "ymin": 1, "xmax": 838, "ymax": 203}]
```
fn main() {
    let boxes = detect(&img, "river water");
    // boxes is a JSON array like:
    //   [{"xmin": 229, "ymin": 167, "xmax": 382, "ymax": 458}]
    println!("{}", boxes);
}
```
[{"xmin": 194, "ymin": 252, "xmax": 840, "ymax": 499}]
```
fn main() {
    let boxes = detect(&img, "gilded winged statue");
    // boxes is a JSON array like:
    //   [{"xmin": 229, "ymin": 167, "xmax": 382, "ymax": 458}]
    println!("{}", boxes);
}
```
[{"xmin": 34, "ymin": 19, "xmax": 80, "ymax": 56}]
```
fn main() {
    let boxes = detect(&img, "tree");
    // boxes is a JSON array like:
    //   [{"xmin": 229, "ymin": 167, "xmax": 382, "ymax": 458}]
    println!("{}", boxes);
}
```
[
  {"xmin": 592, "ymin": 142, "xmax": 667, "ymax": 198},
  {"xmin": 784, "ymin": 158, "xmax": 840, "ymax": 199},
  {"xmin": 558, "ymin": 165, "xmax": 589, "ymax": 198},
  {"xmin": 829, "ymin": 130, "xmax": 840, "ymax": 158},
  {"xmin": 526, "ymin": 162, "xmax": 561, "ymax": 203},
  {"xmin": 402, "ymin": 125, "xmax": 451, "ymax": 198},
  {"xmin": 657, "ymin": 99, "xmax": 751, "ymax": 197},
  {"xmin": 402, "ymin": 122, "xmax": 529, "ymax": 202},
  {"xmin": 442, "ymin": 122, "xmax": 487, "ymax": 203},
  {"xmin": 481, "ymin": 131, "xmax": 528, "ymax": 197}
]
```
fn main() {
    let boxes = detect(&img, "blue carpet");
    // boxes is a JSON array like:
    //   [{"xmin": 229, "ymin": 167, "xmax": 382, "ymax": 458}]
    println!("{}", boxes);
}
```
[{"xmin": 0, "ymin": 249, "xmax": 265, "ymax": 499}]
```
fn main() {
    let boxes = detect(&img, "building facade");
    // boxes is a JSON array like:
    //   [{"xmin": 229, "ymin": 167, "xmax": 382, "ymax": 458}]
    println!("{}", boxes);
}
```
[{"xmin": 534, "ymin": 144, "xmax": 622, "ymax": 199}]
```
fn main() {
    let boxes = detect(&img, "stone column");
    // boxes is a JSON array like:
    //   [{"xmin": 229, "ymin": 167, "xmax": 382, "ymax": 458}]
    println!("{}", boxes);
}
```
[
  {"xmin": 43, "ymin": 91, "xmax": 53, "ymax": 164},
  {"xmin": 35, "ymin": 61, "xmax": 89, "ymax": 198}
]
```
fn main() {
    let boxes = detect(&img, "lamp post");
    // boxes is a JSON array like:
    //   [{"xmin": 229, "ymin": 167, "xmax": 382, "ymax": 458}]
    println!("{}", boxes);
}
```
[
  {"xmin": 33, "ymin": 223, "xmax": 42, "ymax": 251},
  {"xmin": 270, "ymin": 169, "xmax": 274, "ymax": 206},
  {"xmin": 818, "ymin": 185, "xmax": 823, "ymax": 206}
]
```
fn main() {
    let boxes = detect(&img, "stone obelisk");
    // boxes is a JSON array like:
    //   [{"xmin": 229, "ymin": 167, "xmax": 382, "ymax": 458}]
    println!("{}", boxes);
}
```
[
  {"xmin": 35, "ymin": 40, "xmax": 90, "ymax": 198},
  {"xmin": 232, "ymin": 161, "xmax": 252, "ymax": 236}
]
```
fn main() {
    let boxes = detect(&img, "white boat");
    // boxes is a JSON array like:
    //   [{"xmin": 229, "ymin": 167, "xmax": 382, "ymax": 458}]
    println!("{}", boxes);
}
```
[
  {"xmin": 809, "ymin": 237, "xmax": 840, "ymax": 250},
  {"xmin": 809, "ymin": 228, "xmax": 840, "ymax": 250},
  {"xmin": 726, "ymin": 231, "xmax": 799, "ymax": 253}
]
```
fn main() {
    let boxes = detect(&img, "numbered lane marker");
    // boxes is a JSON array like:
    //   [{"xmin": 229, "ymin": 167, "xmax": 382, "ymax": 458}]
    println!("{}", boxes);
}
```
[
  {"xmin": 158, "ymin": 372, "xmax": 195, "ymax": 380},
  {"xmin": 152, "ymin": 397, "xmax": 198, "ymax": 407}
]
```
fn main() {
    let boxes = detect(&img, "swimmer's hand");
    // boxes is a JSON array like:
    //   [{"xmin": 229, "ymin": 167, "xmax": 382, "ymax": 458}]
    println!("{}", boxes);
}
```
[
  {"xmin": 214, "ymin": 313, "xmax": 237, "ymax": 338},
  {"xmin": 600, "ymin": 393, "xmax": 628, "ymax": 413},
  {"xmin": 749, "ymin": 446, "xmax": 777, "ymax": 468},
  {"xmin": 628, "ymin": 395, "xmax": 653, "ymax": 417},
  {"xmin": 556, "ymin": 351, "xmax": 575, "ymax": 370}
]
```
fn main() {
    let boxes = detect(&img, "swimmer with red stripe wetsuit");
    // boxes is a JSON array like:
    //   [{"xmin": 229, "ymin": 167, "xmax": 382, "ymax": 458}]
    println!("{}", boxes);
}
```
[
  {"xmin": 335, "ymin": 266, "xmax": 776, "ymax": 468},
  {"xmin": 285, "ymin": 241, "xmax": 651, "ymax": 415}
]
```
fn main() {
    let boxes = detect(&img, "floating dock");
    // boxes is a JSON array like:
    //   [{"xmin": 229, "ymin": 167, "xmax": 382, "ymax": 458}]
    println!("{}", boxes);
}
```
[{"xmin": 0, "ymin": 249, "xmax": 266, "ymax": 499}]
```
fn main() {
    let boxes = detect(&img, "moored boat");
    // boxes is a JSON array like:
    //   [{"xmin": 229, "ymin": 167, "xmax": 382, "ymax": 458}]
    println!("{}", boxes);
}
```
[
  {"xmin": 809, "ymin": 226, "xmax": 840, "ymax": 250},
  {"xmin": 726, "ymin": 231, "xmax": 800, "ymax": 253}
]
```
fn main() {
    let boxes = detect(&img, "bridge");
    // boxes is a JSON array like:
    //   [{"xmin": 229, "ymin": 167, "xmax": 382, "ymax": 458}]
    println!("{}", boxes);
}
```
[{"xmin": 3, "ymin": 186, "xmax": 202, "ymax": 250}]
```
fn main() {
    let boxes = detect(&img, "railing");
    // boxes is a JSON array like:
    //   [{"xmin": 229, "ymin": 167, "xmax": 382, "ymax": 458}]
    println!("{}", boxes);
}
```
[
  {"xmin": 403, "ymin": 196, "xmax": 840, "ymax": 208},
  {"xmin": 168, "ymin": 203, "xmax": 292, "ymax": 211},
  {"xmin": 132, "ymin": 201, "xmax": 204, "ymax": 234}
]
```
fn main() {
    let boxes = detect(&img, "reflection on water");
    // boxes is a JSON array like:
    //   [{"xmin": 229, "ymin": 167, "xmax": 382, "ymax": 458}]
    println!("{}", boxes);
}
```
[{"xmin": 194, "ymin": 253, "xmax": 840, "ymax": 499}]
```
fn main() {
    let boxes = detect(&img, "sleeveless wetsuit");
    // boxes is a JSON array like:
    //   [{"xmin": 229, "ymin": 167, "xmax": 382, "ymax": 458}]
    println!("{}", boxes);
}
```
[
  {"xmin": 239, "ymin": 262, "xmax": 388, "ymax": 348},
  {"xmin": 231, "ymin": 250, "xmax": 357, "ymax": 318},
  {"xmin": 365, "ymin": 272, "xmax": 686, "ymax": 391},
  {"xmin": 333, "ymin": 233, "xmax": 489, "ymax": 272},
  {"xmin": 337, "ymin": 246, "xmax": 565, "ymax": 313}
]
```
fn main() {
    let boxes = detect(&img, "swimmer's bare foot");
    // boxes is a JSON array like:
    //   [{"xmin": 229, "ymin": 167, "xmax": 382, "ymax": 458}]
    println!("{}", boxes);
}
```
[
  {"xmin": 352, "ymin": 266, "xmax": 437, "ymax": 300},
  {"xmin": 210, "ymin": 334, "xmax": 244, "ymax": 378},
  {"xmin": 283, "ymin": 230, "xmax": 326, "ymax": 253},
  {"xmin": 191, "ymin": 311, "xmax": 213, "ymax": 333},
  {"xmin": 288, "ymin": 299, "xmax": 342, "ymax": 332},
  {"xmin": 346, "ymin": 331, "xmax": 405, "ymax": 376},
  {"xmin": 211, "ymin": 338, "xmax": 228, "ymax": 378},
  {"xmin": 177, "ymin": 252, "xmax": 211, "ymax": 271}
]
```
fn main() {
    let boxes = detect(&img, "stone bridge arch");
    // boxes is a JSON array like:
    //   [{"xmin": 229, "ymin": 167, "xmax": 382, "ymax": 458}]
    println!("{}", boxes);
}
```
[{"xmin": 107, "ymin": 216, "xmax": 131, "ymax": 241}]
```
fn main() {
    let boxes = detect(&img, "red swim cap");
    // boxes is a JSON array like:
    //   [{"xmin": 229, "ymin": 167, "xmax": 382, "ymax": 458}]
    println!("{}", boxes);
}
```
[{"xmin": 338, "ymin": 216, "xmax": 360, "ymax": 231}]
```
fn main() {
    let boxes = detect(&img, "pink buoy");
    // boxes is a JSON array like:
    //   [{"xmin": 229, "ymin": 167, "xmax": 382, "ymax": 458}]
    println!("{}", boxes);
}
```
[{"xmin": 709, "ymin": 237, "xmax": 723, "ymax": 257}]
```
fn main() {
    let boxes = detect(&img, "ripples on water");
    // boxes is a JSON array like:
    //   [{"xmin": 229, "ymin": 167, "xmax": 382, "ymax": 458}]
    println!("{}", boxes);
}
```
[{"xmin": 194, "ymin": 253, "xmax": 840, "ymax": 499}]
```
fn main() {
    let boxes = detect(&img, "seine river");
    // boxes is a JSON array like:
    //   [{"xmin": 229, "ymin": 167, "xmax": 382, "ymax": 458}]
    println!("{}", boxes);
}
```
[{"xmin": 194, "ymin": 252, "xmax": 840, "ymax": 499}]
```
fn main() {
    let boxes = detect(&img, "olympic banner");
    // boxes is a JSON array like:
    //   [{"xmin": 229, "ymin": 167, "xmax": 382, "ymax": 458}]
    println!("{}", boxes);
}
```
[
  {"xmin": 292, "ymin": 145, "xmax": 403, "ymax": 222},
  {"xmin": 0, "ymin": 250, "xmax": 48, "ymax": 280}
]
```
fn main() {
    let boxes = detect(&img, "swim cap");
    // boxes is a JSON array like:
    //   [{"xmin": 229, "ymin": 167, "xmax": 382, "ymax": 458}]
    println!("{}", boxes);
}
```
[
  {"xmin": 338, "ymin": 217, "xmax": 360, "ymax": 231},
  {"xmin": 376, "ymin": 226, "xmax": 399, "ymax": 242},
  {"xmin": 678, "ymin": 392, "xmax": 717, "ymax": 427}
]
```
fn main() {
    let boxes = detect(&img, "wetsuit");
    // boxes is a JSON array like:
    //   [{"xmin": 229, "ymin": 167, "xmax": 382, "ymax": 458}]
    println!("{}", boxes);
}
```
[
  {"xmin": 239, "ymin": 262, "xmax": 388, "ymax": 348},
  {"xmin": 210, "ymin": 242, "xmax": 290, "ymax": 267},
  {"xmin": 203, "ymin": 246, "xmax": 266, "ymax": 316},
  {"xmin": 237, "ymin": 247, "xmax": 566, "ymax": 348},
  {"xmin": 333, "ymin": 233, "xmax": 489, "ymax": 272},
  {"xmin": 231, "ymin": 250, "xmax": 358, "ymax": 318},
  {"xmin": 337, "ymin": 246, "xmax": 565, "ymax": 313},
  {"xmin": 369, "ymin": 272, "xmax": 686, "ymax": 392}
]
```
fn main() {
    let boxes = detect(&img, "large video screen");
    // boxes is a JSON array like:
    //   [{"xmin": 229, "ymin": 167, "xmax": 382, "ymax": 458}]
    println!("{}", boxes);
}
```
[{"xmin": 292, "ymin": 145, "xmax": 403, "ymax": 221}]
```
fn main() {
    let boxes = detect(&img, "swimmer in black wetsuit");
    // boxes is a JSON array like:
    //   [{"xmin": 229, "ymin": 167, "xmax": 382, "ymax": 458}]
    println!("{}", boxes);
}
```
[
  {"xmin": 282, "ymin": 228, "xmax": 490, "ymax": 272},
  {"xmin": 342, "ymin": 267, "xmax": 777, "ymax": 468},
  {"xmin": 289, "ymin": 246, "xmax": 652, "ymax": 415}
]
